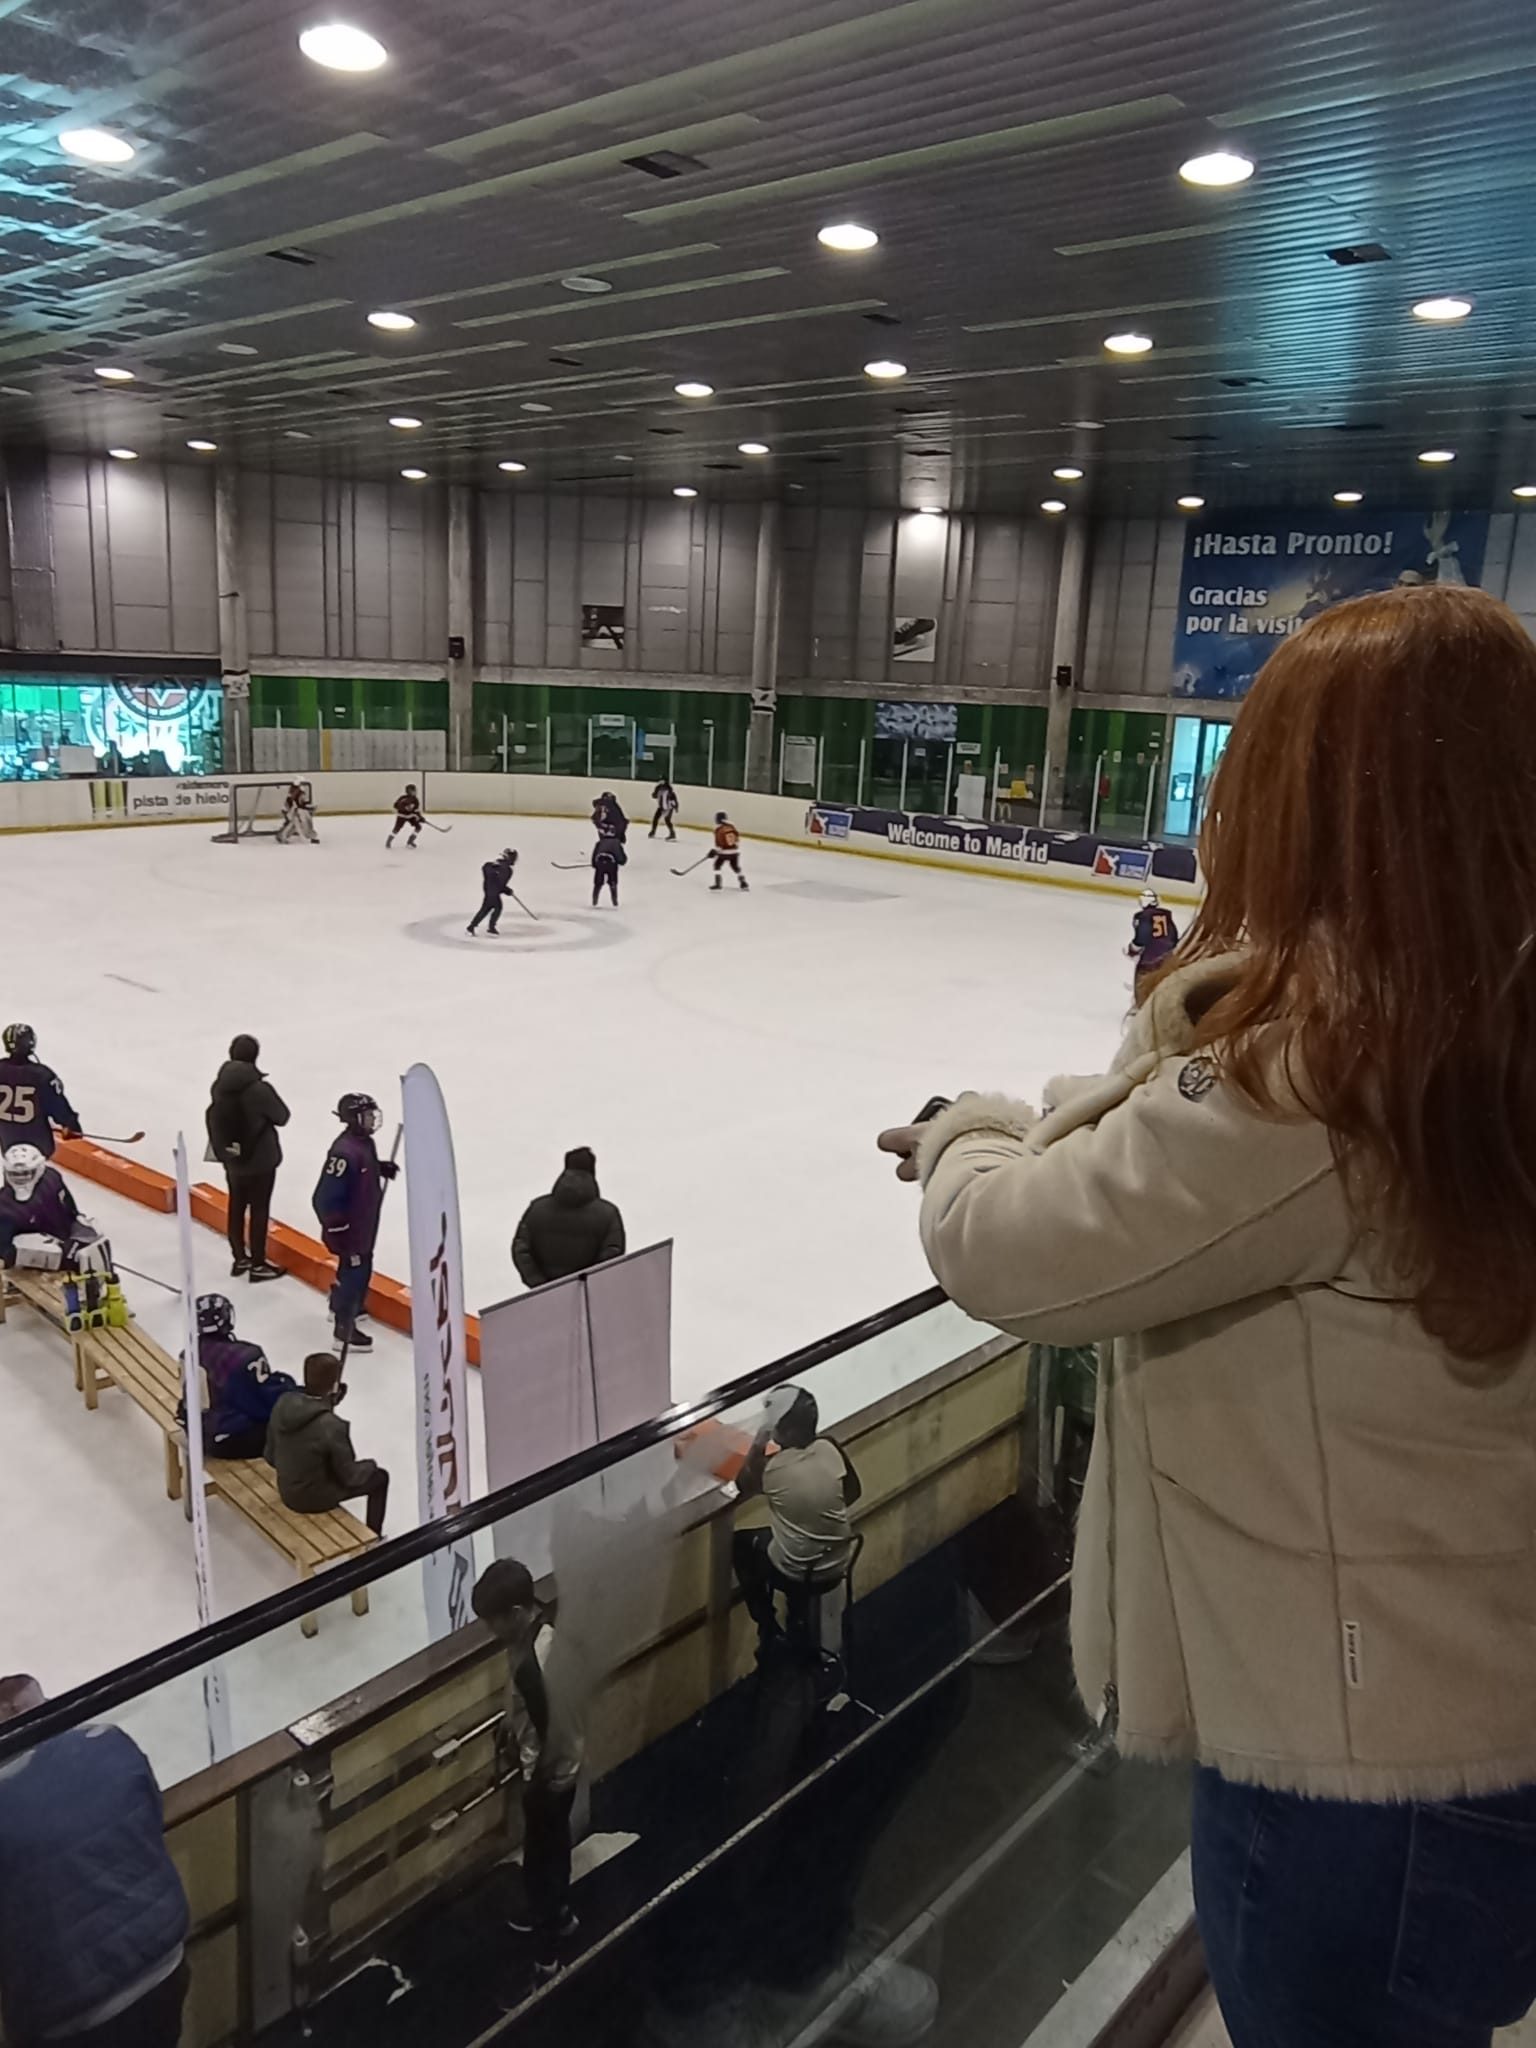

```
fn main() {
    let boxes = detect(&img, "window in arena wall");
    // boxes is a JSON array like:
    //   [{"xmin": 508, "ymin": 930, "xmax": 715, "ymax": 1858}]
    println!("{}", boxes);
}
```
[{"xmin": 0, "ymin": 677, "xmax": 222, "ymax": 781}]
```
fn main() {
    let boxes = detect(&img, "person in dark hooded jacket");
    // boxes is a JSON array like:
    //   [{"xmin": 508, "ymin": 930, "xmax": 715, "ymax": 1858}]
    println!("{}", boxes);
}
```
[
  {"xmin": 511, "ymin": 1148, "xmax": 626, "ymax": 1288},
  {"xmin": 205, "ymin": 1034, "xmax": 290, "ymax": 1282},
  {"xmin": 265, "ymin": 1352, "xmax": 390, "ymax": 1534}
]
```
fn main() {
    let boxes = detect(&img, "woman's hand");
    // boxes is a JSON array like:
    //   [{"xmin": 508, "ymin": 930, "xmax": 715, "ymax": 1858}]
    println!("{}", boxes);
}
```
[{"xmin": 876, "ymin": 1124, "xmax": 926, "ymax": 1183}]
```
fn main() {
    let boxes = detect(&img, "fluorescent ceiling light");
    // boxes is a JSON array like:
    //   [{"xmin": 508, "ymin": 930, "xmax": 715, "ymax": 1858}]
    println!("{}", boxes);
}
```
[
  {"xmin": 917, "ymin": 504, "xmax": 945, "ymax": 515},
  {"xmin": 1417, "ymin": 448, "xmax": 1455, "ymax": 464},
  {"xmin": 1179, "ymin": 150, "xmax": 1254, "ymax": 187},
  {"xmin": 818, "ymin": 222, "xmax": 879, "ymax": 251},
  {"xmin": 1052, "ymin": 465, "xmax": 1084, "ymax": 480},
  {"xmin": 1105, "ymin": 332, "xmax": 1153, "ymax": 356},
  {"xmin": 299, "ymin": 23, "xmax": 387, "ymax": 71},
  {"xmin": 522, "ymin": 401, "xmax": 553, "ymax": 413},
  {"xmin": 1069, "ymin": 418, "xmax": 1104, "ymax": 430},
  {"xmin": 367, "ymin": 309, "xmax": 415, "ymax": 332},
  {"xmin": 561, "ymin": 275, "xmax": 611, "ymax": 295},
  {"xmin": 107, "ymin": 447, "xmax": 137, "ymax": 461},
  {"xmin": 674, "ymin": 380, "xmax": 714, "ymax": 398},
  {"xmin": 59, "ymin": 129, "xmax": 135, "ymax": 165},
  {"xmin": 1040, "ymin": 499, "xmax": 1067, "ymax": 514},
  {"xmin": 186, "ymin": 439, "xmax": 217, "ymax": 452},
  {"xmin": 1332, "ymin": 490, "xmax": 1363, "ymax": 504},
  {"xmin": 864, "ymin": 359, "xmax": 907, "ymax": 379},
  {"xmin": 1513, "ymin": 485, "xmax": 1536, "ymax": 500},
  {"xmin": 673, "ymin": 486, "xmax": 698, "ymax": 498},
  {"xmin": 94, "ymin": 365, "xmax": 134, "ymax": 382},
  {"xmin": 218, "ymin": 342, "xmax": 259, "ymax": 356},
  {"xmin": 737, "ymin": 441, "xmax": 770, "ymax": 455},
  {"xmin": 497, "ymin": 460, "xmax": 527, "ymax": 473},
  {"xmin": 389, "ymin": 414, "xmax": 422, "ymax": 429},
  {"xmin": 400, "ymin": 467, "xmax": 427, "ymax": 481},
  {"xmin": 1177, "ymin": 494, "xmax": 1206, "ymax": 510},
  {"xmin": 1412, "ymin": 296, "xmax": 1472, "ymax": 323}
]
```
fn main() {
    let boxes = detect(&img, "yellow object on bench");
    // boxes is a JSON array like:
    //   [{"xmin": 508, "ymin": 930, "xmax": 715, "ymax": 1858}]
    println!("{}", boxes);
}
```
[
  {"xmin": 204, "ymin": 1456, "xmax": 375, "ymax": 1637},
  {"xmin": 79, "ymin": 1319, "xmax": 189, "ymax": 1503}
]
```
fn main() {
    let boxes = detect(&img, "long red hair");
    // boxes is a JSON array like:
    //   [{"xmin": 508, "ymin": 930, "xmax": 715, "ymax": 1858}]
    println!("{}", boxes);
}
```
[{"xmin": 1168, "ymin": 581, "xmax": 1536, "ymax": 1362}]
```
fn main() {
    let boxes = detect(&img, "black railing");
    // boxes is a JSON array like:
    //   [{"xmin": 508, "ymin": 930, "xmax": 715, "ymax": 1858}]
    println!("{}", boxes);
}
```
[{"xmin": 0, "ymin": 1285, "xmax": 948, "ymax": 1764}]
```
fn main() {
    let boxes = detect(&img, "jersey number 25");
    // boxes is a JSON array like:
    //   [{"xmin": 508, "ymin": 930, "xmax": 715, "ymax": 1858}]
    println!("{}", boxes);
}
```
[{"xmin": 0, "ymin": 1084, "xmax": 36, "ymax": 1122}]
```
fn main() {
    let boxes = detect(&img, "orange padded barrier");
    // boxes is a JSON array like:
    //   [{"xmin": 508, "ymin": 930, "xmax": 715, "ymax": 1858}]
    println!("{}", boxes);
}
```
[{"xmin": 53, "ymin": 1136, "xmax": 175, "ymax": 1213}]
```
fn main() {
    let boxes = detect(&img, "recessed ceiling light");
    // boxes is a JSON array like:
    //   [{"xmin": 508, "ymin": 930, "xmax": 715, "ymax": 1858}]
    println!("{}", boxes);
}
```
[
  {"xmin": 1333, "ymin": 489, "xmax": 1363, "ymax": 505},
  {"xmin": 186, "ymin": 439, "xmax": 217, "ymax": 452},
  {"xmin": 613, "ymin": 453, "xmax": 634, "ymax": 462},
  {"xmin": 1514, "ymin": 485, "xmax": 1536, "ymax": 500},
  {"xmin": 737, "ymin": 441, "xmax": 770, "ymax": 456},
  {"xmin": 674, "ymin": 380, "xmax": 714, "ymax": 399},
  {"xmin": 368, "ymin": 309, "xmax": 415, "ymax": 332},
  {"xmin": 561, "ymin": 275, "xmax": 612, "ymax": 295},
  {"xmin": 497, "ymin": 460, "xmax": 527, "ymax": 473},
  {"xmin": 388, "ymin": 414, "xmax": 422, "ymax": 429},
  {"xmin": 818, "ymin": 222, "xmax": 879, "ymax": 252},
  {"xmin": 1179, "ymin": 149, "xmax": 1255, "ymax": 187},
  {"xmin": 521, "ymin": 401, "xmax": 553, "ymax": 413},
  {"xmin": 108, "ymin": 447, "xmax": 137, "ymax": 461},
  {"xmin": 218, "ymin": 342, "xmax": 259, "ymax": 356},
  {"xmin": 298, "ymin": 23, "xmax": 388, "ymax": 71},
  {"xmin": 59, "ymin": 128, "xmax": 135, "ymax": 165},
  {"xmin": 1053, "ymin": 465, "xmax": 1085, "ymax": 480},
  {"xmin": 673, "ymin": 485, "xmax": 698, "ymax": 498},
  {"xmin": 1040, "ymin": 499, "xmax": 1067, "ymax": 514},
  {"xmin": 917, "ymin": 504, "xmax": 945, "ymax": 516},
  {"xmin": 400, "ymin": 467, "xmax": 427, "ymax": 481},
  {"xmin": 1418, "ymin": 448, "xmax": 1456, "ymax": 464},
  {"xmin": 1177, "ymin": 494, "xmax": 1206, "ymax": 510},
  {"xmin": 93, "ymin": 365, "xmax": 135, "ymax": 382},
  {"xmin": 1105, "ymin": 332, "xmax": 1153, "ymax": 356},
  {"xmin": 864, "ymin": 359, "xmax": 907, "ymax": 380},
  {"xmin": 284, "ymin": 429, "xmax": 313, "ymax": 441},
  {"xmin": 1069, "ymin": 418, "xmax": 1105, "ymax": 430},
  {"xmin": 1412, "ymin": 296, "xmax": 1472, "ymax": 323}
]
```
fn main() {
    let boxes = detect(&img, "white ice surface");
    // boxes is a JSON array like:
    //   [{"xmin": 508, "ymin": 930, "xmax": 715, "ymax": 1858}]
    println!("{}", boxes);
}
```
[{"xmin": 0, "ymin": 812, "xmax": 1134, "ymax": 1784}]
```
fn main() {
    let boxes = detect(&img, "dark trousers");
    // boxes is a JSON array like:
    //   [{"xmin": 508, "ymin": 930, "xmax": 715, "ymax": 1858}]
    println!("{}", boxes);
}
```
[
  {"xmin": 650, "ymin": 805, "xmax": 676, "ymax": 840},
  {"xmin": 389, "ymin": 816, "xmax": 420, "ymax": 842},
  {"xmin": 225, "ymin": 1166, "xmax": 275, "ymax": 1264},
  {"xmin": 1193, "ymin": 1765, "xmax": 1536, "ymax": 2047},
  {"xmin": 711, "ymin": 851, "xmax": 744, "ymax": 883},
  {"xmin": 522, "ymin": 1777, "xmax": 577, "ymax": 1965},
  {"xmin": 43, "ymin": 1958, "xmax": 189, "ymax": 2048},
  {"xmin": 329, "ymin": 1252, "xmax": 373, "ymax": 1330},
  {"xmin": 732, "ymin": 1527, "xmax": 781, "ymax": 1637},
  {"xmin": 469, "ymin": 890, "xmax": 503, "ymax": 932},
  {"xmin": 593, "ymin": 866, "xmax": 619, "ymax": 906},
  {"xmin": 344, "ymin": 1468, "xmax": 390, "ymax": 1535}
]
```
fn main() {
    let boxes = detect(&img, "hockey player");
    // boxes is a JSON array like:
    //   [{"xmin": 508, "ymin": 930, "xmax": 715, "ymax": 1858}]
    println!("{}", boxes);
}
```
[
  {"xmin": 592, "ymin": 826, "xmax": 626, "ymax": 908},
  {"xmin": 0, "ymin": 1146, "xmax": 102, "ymax": 1271},
  {"xmin": 387, "ymin": 785, "xmax": 426, "ymax": 850},
  {"xmin": 592, "ymin": 791, "xmax": 629, "ymax": 843},
  {"xmin": 313, "ymin": 1094, "xmax": 397, "ymax": 1353},
  {"xmin": 0, "ymin": 1022, "xmax": 82, "ymax": 1160},
  {"xmin": 649, "ymin": 777, "xmax": 679, "ymax": 842},
  {"xmin": 1126, "ymin": 889, "xmax": 1180, "ymax": 986},
  {"xmin": 710, "ymin": 812, "xmax": 748, "ymax": 892},
  {"xmin": 468, "ymin": 848, "xmax": 518, "ymax": 936},
  {"xmin": 185, "ymin": 1294, "xmax": 297, "ymax": 1461},
  {"xmin": 276, "ymin": 782, "xmax": 318, "ymax": 844}
]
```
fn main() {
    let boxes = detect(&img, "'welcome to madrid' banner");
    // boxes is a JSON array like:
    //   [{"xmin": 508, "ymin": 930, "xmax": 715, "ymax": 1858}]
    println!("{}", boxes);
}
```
[
  {"xmin": 806, "ymin": 805, "xmax": 1198, "ymax": 885},
  {"xmin": 1172, "ymin": 507, "xmax": 1490, "ymax": 699}
]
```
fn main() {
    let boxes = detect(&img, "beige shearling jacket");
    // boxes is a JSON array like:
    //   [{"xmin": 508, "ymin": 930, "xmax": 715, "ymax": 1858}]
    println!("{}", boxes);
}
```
[{"xmin": 915, "ymin": 956, "xmax": 1536, "ymax": 1801}]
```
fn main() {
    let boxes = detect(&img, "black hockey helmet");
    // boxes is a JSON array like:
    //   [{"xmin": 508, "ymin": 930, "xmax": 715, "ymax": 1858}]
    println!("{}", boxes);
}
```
[
  {"xmin": 714, "ymin": 811, "xmax": 728, "ymax": 825},
  {"xmin": 2, "ymin": 1023, "xmax": 36, "ymax": 1060},
  {"xmin": 501, "ymin": 847, "xmax": 516, "ymax": 864},
  {"xmin": 336, "ymin": 1092, "xmax": 383, "ymax": 1135},
  {"xmin": 405, "ymin": 783, "xmax": 417, "ymax": 794},
  {"xmin": 197, "ymin": 1293, "xmax": 235, "ymax": 1340}
]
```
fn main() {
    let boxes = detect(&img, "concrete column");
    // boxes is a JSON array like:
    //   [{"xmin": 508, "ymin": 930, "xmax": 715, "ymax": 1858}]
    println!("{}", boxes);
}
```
[
  {"xmin": 215, "ymin": 466, "xmax": 251, "ymax": 776},
  {"xmin": 447, "ymin": 485, "xmax": 476, "ymax": 771},
  {"xmin": 1044, "ymin": 513, "xmax": 1090, "ymax": 823},
  {"xmin": 745, "ymin": 500, "xmax": 782, "ymax": 794}
]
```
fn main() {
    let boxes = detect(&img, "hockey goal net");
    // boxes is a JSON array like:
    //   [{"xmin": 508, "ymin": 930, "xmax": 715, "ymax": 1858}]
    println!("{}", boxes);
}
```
[{"xmin": 212, "ymin": 781, "xmax": 312, "ymax": 843}]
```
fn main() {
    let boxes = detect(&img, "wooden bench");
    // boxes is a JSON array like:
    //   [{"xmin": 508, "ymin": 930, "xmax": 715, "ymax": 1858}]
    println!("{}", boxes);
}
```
[
  {"xmin": 78, "ymin": 1318, "xmax": 189, "ymax": 1503},
  {"xmin": 203, "ymin": 1456, "xmax": 376, "ymax": 1636},
  {"xmin": 0, "ymin": 1265, "xmax": 79, "ymax": 1338}
]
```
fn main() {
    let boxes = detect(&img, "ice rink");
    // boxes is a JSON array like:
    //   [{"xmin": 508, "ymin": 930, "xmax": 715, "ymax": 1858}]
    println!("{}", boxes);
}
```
[{"xmin": 0, "ymin": 806, "xmax": 1137, "ymax": 1750}]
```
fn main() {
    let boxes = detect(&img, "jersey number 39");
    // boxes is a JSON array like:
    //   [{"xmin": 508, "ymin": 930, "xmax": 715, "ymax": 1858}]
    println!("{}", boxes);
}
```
[{"xmin": 0, "ymin": 1084, "xmax": 36, "ymax": 1122}]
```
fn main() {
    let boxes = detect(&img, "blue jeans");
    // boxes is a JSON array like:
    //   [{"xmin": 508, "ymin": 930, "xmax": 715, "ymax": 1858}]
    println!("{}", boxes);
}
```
[{"xmin": 1193, "ymin": 1766, "xmax": 1536, "ymax": 2047}]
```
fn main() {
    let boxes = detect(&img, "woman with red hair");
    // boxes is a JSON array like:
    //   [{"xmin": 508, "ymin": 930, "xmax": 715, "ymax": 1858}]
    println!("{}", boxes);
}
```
[{"xmin": 881, "ymin": 582, "xmax": 1536, "ymax": 2046}]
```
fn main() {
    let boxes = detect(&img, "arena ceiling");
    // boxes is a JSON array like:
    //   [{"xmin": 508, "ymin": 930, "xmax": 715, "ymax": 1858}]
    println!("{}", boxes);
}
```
[{"xmin": 0, "ymin": 0, "xmax": 1532, "ymax": 515}]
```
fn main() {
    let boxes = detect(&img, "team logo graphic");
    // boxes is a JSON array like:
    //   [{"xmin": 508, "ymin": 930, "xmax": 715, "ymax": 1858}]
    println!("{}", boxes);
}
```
[{"xmin": 1177, "ymin": 1057, "xmax": 1218, "ymax": 1102}]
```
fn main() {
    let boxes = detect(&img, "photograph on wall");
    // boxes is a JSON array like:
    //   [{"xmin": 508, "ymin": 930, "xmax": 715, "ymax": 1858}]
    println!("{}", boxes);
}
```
[
  {"xmin": 874, "ymin": 697, "xmax": 957, "ymax": 741},
  {"xmin": 1172, "ymin": 508, "xmax": 1490, "ymax": 699},
  {"xmin": 581, "ymin": 603, "xmax": 626, "ymax": 652},
  {"xmin": 891, "ymin": 614, "xmax": 938, "ymax": 663}
]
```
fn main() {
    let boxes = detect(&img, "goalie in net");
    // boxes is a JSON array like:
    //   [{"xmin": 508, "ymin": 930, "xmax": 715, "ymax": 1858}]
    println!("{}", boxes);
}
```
[{"xmin": 214, "ymin": 782, "xmax": 316, "ymax": 844}]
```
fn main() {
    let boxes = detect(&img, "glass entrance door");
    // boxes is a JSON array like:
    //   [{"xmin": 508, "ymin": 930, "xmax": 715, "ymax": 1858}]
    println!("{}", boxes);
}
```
[{"xmin": 1163, "ymin": 715, "xmax": 1232, "ymax": 840}]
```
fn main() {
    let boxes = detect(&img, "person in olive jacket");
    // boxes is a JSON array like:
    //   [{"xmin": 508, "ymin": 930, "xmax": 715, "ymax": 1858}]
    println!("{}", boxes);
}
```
[
  {"xmin": 206, "ymin": 1034, "xmax": 290, "ymax": 1282},
  {"xmin": 511, "ymin": 1147, "xmax": 626, "ymax": 1289},
  {"xmin": 265, "ymin": 1352, "xmax": 390, "ymax": 1534}
]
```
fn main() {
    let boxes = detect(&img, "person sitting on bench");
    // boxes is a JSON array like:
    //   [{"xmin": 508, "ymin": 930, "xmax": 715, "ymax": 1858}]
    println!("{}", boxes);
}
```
[
  {"xmin": 732, "ymin": 1385, "xmax": 861, "ymax": 1657},
  {"xmin": 186, "ymin": 1293, "xmax": 297, "ymax": 1462},
  {"xmin": 265, "ymin": 1352, "xmax": 390, "ymax": 1535}
]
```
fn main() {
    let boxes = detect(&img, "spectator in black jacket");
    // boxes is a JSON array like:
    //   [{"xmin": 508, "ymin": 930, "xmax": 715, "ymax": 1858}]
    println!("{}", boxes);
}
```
[
  {"xmin": 206, "ymin": 1035, "xmax": 290, "ymax": 1283},
  {"xmin": 512, "ymin": 1148, "xmax": 626, "ymax": 1289}
]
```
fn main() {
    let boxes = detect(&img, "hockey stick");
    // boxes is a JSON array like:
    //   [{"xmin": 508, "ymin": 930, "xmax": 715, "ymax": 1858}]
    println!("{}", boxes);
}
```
[
  {"xmin": 550, "ymin": 859, "xmax": 588, "ymax": 870},
  {"xmin": 509, "ymin": 889, "xmax": 541, "ymax": 922},
  {"xmin": 338, "ymin": 1123, "xmax": 403, "ymax": 1369},
  {"xmin": 78, "ymin": 1129, "xmax": 146, "ymax": 1146},
  {"xmin": 420, "ymin": 819, "xmax": 452, "ymax": 834},
  {"xmin": 671, "ymin": 853, "xmax": 712, "ymax": 877},
  {"xmin": 113, "ymin": 1258, "xmax": 180, "ymax": 1296}
]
